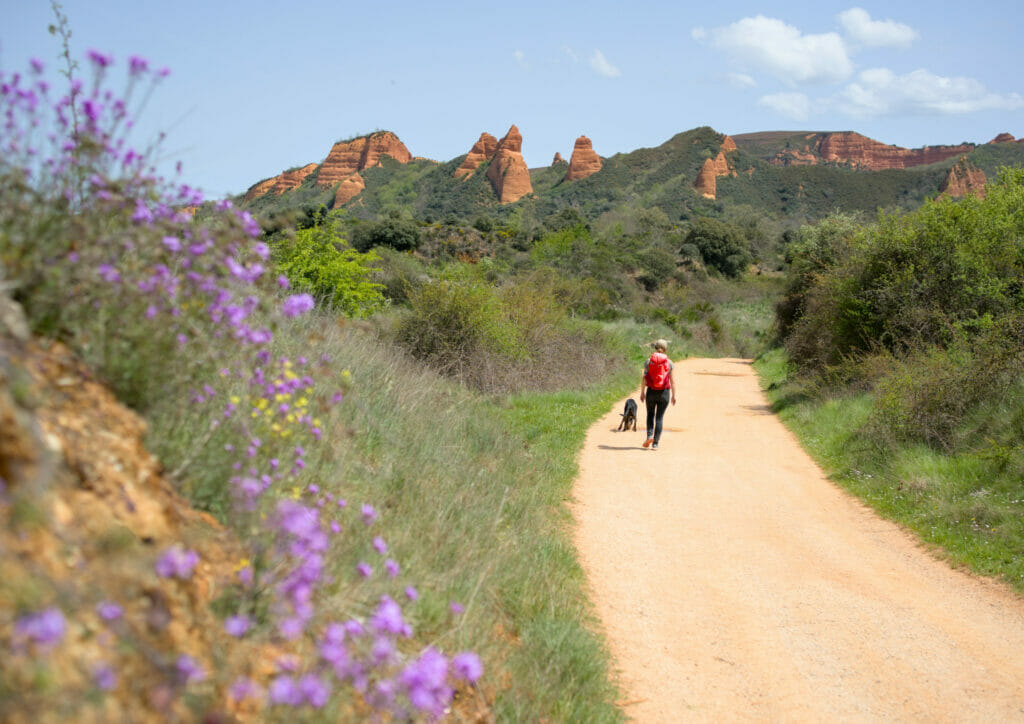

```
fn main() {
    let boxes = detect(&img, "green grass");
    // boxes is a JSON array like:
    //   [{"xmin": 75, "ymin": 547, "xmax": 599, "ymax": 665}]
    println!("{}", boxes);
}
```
[
  {"xmin": 144, "ymin": 310, "xmax": 642, "ymax": 721},
  {"xmin": 754, "ymin": 347, "xmax": 1024, "ymax": 590}
]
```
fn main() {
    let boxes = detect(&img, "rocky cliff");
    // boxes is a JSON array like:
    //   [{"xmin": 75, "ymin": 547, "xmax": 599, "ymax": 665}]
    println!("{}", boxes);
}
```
[
  {"xmin": 454, "ymin": 132, "xmax": 499, "ymax": 179},
  {"xmin": 817, "ymin": 132, "xmax": 974, "ymax": 170},
  {"xmin": 486, "ymin": 125, "xmax": 532, "ymax": 203},
  {"xmin": 989, "ymin": 133, "xmax": 1017, "ymax": 144},
  {"xmin": 939, "ymin": 156, "xmax": 987, "ymax": 199},
  {"xmin": 564, "ymin": 136, "xmax": 602, "ymax": 182},
  {"xmin": 243, "ymin": 163, "xmax": 319, "ymax": 202},
  {"xmin": 317, "ymin": 131, "xmax": 413, "ymax": 187},
  {"xmin": 244, "ymin": 132, "xmax": 412, "ymax": 206},
  {"xmin": 761, "ymin": 131, "xmax": 976, "ymax": 170},
  {"xmin": 334, "ymin": 172, "xmax": 367, "ymax": 206},
  {"xmin": 552, "ymin": 152, "xmax": 566, "ymax": 165}
]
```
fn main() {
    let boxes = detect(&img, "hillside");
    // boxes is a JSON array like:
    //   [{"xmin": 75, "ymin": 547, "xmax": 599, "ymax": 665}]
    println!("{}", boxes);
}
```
[{"xmin": 238, "ymin": 127, "xmax": 1024, "ymax": 227}]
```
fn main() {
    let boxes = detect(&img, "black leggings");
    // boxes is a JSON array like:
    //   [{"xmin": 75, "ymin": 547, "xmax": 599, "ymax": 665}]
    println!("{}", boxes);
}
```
[{"xmin": 645, "ymin": 387, "xmax": 671, "ymax": 443}]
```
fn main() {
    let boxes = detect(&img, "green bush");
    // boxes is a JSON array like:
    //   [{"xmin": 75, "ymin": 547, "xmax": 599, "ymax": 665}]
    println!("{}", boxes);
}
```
[
  {"xmin": 683, "ymin": 217, "xmax": 752, "ymax": 278},
  {"xmin": 781, "ymin": 169, "xmax": 1024, "ymax": 372},
  {"xmin": 272, "ymin": 222, "xmax": 385, "ymax": 316},
  {"xmin": 350, "ymin": 216, "xmax": 423, "ymax": 252}
]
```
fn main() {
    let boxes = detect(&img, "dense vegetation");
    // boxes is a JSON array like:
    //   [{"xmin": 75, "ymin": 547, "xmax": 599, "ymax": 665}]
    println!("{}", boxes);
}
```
[{"xmin": 762, "ymin": 168, "xmax": 1024, "ymax": 588}]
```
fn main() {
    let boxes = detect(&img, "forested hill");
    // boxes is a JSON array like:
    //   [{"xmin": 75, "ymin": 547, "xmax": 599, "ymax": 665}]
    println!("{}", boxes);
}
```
[{"xmin": 239, "ymin": 126, "xmax": 1024, "ymax": 227}]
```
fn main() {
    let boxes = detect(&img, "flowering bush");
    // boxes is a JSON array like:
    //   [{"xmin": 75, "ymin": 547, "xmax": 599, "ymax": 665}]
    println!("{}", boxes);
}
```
[{"xmin": 0, "ymin": 30, "xmax": 479, "ymax": 719}]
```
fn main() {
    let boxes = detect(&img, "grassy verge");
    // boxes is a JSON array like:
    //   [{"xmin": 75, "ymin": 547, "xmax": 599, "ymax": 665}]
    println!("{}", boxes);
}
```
[
  {"xmin": 147, "ymin": 312, "xmax": 651, "ymax": 720},
  {"xmin": 755, "ymin": 348, "xmax": 1024, "ymax": 591}
]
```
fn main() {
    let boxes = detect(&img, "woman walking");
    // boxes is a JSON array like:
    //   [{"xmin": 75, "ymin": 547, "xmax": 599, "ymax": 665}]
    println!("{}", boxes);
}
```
[{"xmin": 640, "ymin": 339, "xmax": 676, "ymax": 449}]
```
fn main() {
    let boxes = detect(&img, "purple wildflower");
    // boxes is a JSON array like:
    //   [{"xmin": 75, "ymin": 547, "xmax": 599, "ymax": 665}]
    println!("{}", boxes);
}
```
[
  {"xmin": 385, "ymin": 558, "xmax": 400, "ymax": 578},
  {"xmin": 230, "ymin": 677, "xmax": 263, "ymax": 701},
  {"xmin": 361, "ymin": 503, "xmax": 377, "ymax": 526},
  {"xmin": 451, "ymin": 652, "xmax": 483, "ymax": 684},
  {"xmin": 176, "ymin": 654, "xmax": 205, "ymax": 685},
  {"xmin": 162, "ymin": 235, "xmax": 181, "ymax": 253},
  {"xmin": 372, "ymin": 536, "xmax": 388, "ymax": 554},
  {"xmin": 94, "ymin": 663, "xmax": 118, "ymax": 691},
  {"xmin": 281, "ymin": 293, "xmax": 314, "ymax": 318},
  {"xmin": 224, "ymin": 615, "xmax": 251, "ymax": 637},
  {"xmin": 450, "ymin": 601, "xmax": 465, "ymax": 615},
  {"xmin": 96, "ymin": 601, "xmax": 123, "ymax": 621},
  {"xmin": 356, "ymin": 562, "xmax": 372, "ymax": 578},
  {"xmin": 154, "ymin": 545, "xmax": 199, "ymax": 579},
  {"xmin": 269, "ymin": 675, "xmax": 302, "ymax": 706},
  {"xmin": 86, "ymin": 49, "xmax": 113, "ymax": 68},
  {"xmin": 128, "ymin": 55, "xmax": 149, "ymax": 75},
  {"xmin": 277, "ymin": 274, "xmax": 290, "ymax": 289},
  {"xmin": 299, "ymin": 673, "xmax": 331, "ymax": 708},
  {"xmin": 370, "ymin": 596, "xmax": 407, "ymax": 636},
  {"xmin": 405, "ymin": 586, "xmax": 419, "ymax": 601},
  {"xmin": 13, "ymin": 607, "xmax": 66, "ymax": 650}
]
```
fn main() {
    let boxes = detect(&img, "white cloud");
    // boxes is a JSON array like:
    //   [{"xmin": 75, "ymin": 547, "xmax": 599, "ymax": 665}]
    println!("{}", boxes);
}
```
[
  {"xmin": 513, "ymin": 50, "xmax": 528, "ymax": 70},
  {"xmin": 759, "ymin": 92, "xmax": 812, "ymax": 120},
  {"xmin": 838, "ymin": 8, "xmax": 917, "ymax": 48},
  {"xmin": 699, "ymin": 15, "xmax": 853, "ymax": 85},
  {"xmin": 589, "ymin": 49, "xmax": 622, "ymax": 78},
  {"xmin": 563, "ymin": 46, "xmax": 580, "ymax": 63},
  {"xmin": 727, "ymin": 72, "xmax": 756, "ymax": 89},
  {"xmin": 836, "ymin": 67, "xmax": 1024, "ymax": 116}
]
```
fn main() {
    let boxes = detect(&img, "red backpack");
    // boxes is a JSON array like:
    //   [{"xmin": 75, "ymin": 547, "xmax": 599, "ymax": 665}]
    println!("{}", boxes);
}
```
[{"xmin": 645, "ymin": 352, "xmax": 671, "ymax": 389}]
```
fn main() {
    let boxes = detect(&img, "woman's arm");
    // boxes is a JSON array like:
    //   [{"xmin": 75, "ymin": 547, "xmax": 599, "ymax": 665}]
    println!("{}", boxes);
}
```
[
  {"xmin": 640, "ymin": 371, "xmax": 646, "ymax": 402},
  {"xmin": 670, "ymin": 366, "xmax": 677, "ymax": 405}
]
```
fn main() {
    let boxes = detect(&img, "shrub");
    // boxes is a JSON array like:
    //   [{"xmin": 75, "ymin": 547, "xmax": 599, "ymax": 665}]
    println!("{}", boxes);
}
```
[
  {"xmin": 272, "ymin": 221, "xmax": 385, "ymax": 316},
  {"xmin": 350, "ymin": 216, "xmax": 422, "ymax": 252},
  {"xmin": 682, "ymin": 217, "xmax": 752, "ymax": 278}
]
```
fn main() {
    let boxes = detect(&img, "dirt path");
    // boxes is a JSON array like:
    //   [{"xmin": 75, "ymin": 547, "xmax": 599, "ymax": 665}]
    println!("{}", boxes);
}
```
[{"xmin": 572, "ymin": 358, "xmax": 1024, "ymax": 722}]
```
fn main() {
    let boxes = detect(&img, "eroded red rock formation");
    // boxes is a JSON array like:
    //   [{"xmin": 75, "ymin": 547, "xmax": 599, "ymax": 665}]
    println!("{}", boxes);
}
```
[
  {"xmin": 334, "ymin": 172, "xmax": 366, "ymax": 206},
  {"xmin": 454, "ymin": 132, "xmax": 499, "ymax": 179},
  {"xmin": 552, "ymin": 152, "xmax": 565, "ymax": 165},
  {"xmin": 817, "ymin": 132, "xmax": 973, "ymax": 170},
  {"xmin": 486, "ymin": 125, "xmax": 532, "ymax": 203},
  {"xmin": 939, "ymin": 156, "xmax": 987, "ymax": 199},
  {"xmin": 318, "ymin": 131, "xmax": 412, "ymax": 187},
  {"xmin": 693, "ymin": 138, "xmax": 737, "ymax": 199},
  {"xmin": 565, "ymin": 135, "xmax": 602, "ymax": 182},
  {"xmin": 989, "ymin": 133, "xmax": 1016, "ymax": 144}
]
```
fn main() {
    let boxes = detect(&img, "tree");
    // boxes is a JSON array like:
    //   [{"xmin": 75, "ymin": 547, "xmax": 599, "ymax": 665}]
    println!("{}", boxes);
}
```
[
  {"xmin": 273, "ymin": 222, "xmax": 385, "ymax": 317},
  {"xmin": 682, "ymin": 217, "xmax": 752, "ymax": 278},
  {"xmin": 350, "ymin": 216, "xmax": 423, "ymax": 252}
]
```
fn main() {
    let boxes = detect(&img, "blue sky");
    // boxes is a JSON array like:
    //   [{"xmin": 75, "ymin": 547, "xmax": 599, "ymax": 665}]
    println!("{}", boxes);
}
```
[{"xmin": 3, "ymin": 1, "xmax": 1021, "ymax": 197}]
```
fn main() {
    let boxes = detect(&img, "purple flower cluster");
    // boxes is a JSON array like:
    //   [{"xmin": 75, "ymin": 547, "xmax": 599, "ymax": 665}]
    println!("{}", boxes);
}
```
[
  {"xmin": 12, "ymin": 607, "xmax": 66, "ymax": 651},
  {"xmin": 1, "ymin": 50, "xmax": 483, "ymax": 717},
  {"xmin": 155, "ymin": 545, "xmax": 199, "ymax": 579}
]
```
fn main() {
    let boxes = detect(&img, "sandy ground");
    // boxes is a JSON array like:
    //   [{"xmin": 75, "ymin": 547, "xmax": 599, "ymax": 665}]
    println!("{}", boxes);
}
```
[{"xmin": 572, "ymin": 358, "xmax": 1024, "ymax": 723}]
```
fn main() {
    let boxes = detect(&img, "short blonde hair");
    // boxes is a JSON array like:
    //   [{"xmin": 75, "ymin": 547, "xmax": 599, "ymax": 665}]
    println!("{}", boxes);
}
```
[{"xmin": 654, "ymin": 339, "xmax": 668, "ymax": 352}]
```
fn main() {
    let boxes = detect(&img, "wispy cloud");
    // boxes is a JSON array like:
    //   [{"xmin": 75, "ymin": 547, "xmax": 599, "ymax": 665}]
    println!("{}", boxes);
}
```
[
  {"xmin": 727, "ymin": 72, "xmax": 756, "ymax": 89},
  {"xmin": 563, "ymin": 46, "xmax": 580, "ymax": 63},
  {"xmin": 759, "ymin": 92, "xmax": 812, "ymax": 120},
  {"xmin": 589, "ymin": 49, "xmax": 621, "ymax": 78},
  {"xmin": 513, "ymin": 49, "xmax": 528, "ymax": 70},
  {"xmin": 694, "ymin": 15, "xmax": 852, "ymax": 85},
  {"xmin": 838, "ymin": 8, "xmax": 917, "ymax": 48}
]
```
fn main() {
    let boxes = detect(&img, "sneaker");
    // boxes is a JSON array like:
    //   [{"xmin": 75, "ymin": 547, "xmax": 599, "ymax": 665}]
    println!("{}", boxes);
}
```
[
  {"xmin": 652, "ymin": 443, "xmax": 659, "ymax": 450},
  {"xmin": 642, "ymin": 438, "xmax": 653, "ymax": 448}
]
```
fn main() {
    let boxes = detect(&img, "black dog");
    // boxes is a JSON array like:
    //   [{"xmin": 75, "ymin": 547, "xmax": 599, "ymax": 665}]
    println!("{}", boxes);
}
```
[{"xmin": 617, "ymin": 398, "xmax": 638, "ymax": 431}]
